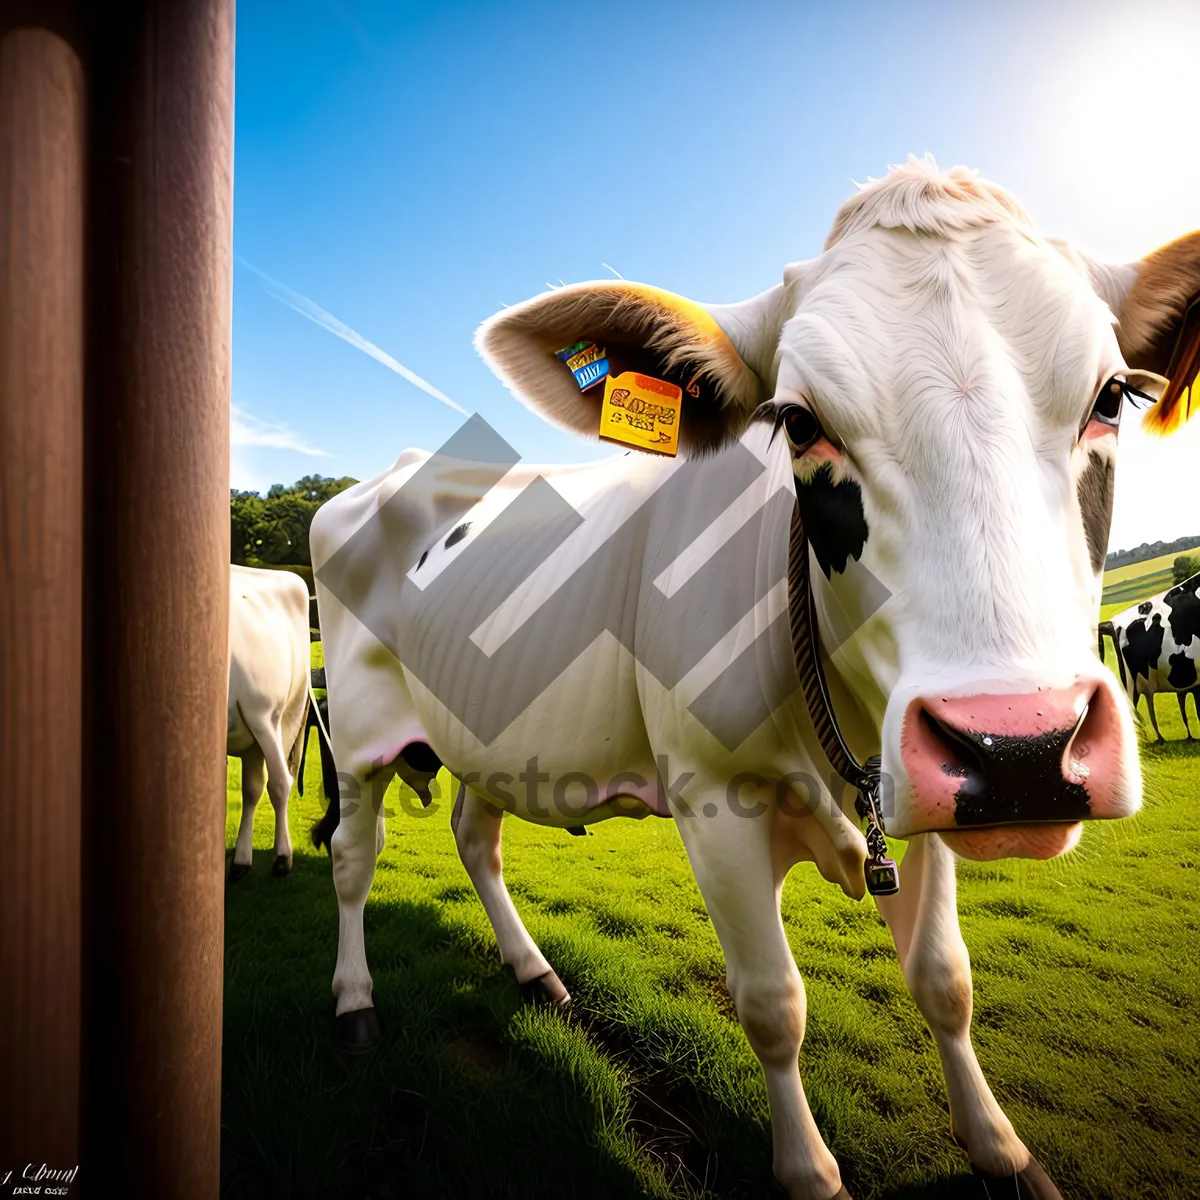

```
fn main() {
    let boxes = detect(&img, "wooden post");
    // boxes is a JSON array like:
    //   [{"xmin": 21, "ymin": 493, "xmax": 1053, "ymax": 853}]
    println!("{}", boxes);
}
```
[
  {"xmin": 0, "ymin": 1, "xmax": 233, "ymax": 1194},
  {"xmin": 84, "ymin": 3, "xmax": 234, "ymax": 1197},
  {"xmin": 0, "ymin": 18, "xmax": 87, "ymax": 1176}
]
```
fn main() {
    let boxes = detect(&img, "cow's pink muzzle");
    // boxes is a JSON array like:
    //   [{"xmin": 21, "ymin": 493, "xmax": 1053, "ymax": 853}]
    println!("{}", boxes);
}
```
[{"xmin": 897, "ymin": 678, "xmax": 1130, "ymax": 860}]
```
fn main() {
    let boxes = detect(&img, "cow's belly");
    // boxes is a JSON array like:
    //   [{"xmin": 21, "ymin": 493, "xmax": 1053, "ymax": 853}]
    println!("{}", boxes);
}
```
[{"xmin": 404, "ymin": 635, "xmax": 664, "ymax": 826}]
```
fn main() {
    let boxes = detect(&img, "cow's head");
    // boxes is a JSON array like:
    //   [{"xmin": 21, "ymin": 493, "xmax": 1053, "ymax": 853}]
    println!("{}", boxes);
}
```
[{"xmin": 476, "ymin": 159, "xmax": 1200, "ymax": 862}]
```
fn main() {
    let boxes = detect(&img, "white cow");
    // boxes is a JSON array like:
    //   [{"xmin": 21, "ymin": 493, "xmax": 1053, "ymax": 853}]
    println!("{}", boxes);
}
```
[
  {"xmin": 1102, "ymin": 572, "xmax": 1200, "ymax": 740},
  {"xmin": 227, "ymin": 563, "xmax": 312, "ymax": 880},
  {"xmin": 310, "ymin": 159, "xmax": 1200, "ymax": 1200}
]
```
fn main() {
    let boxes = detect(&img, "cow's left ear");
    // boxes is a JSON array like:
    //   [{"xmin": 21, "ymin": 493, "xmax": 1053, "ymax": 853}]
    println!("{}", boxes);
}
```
[
  {"xmin": 1084, "ymin": 231, "xmax": 1200, "ymax": 437},
  {"xmin": 475, "ymin": 281, "xmax": 786, "ymax": 456}
]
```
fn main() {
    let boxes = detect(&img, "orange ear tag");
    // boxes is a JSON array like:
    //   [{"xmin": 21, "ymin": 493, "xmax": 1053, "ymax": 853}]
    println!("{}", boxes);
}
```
[{"xmin": 599, "ymin": 371, "xmax": 682, "ymax": 457}]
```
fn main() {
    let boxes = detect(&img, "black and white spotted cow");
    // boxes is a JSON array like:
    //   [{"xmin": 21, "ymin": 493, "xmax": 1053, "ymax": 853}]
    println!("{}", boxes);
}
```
[
  {"xmin": 310, "ymin": 159, "xmax": 1200, "ymax": 1200},
  {"xmin": 1107, "ymin": 572, "xmax": 1200, "ymax": 740}
]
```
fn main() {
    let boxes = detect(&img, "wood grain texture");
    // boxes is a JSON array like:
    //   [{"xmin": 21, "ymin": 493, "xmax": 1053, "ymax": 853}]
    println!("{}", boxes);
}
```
[
  {"xmin": 84, "ymin": 2, "xmax": 234, "ymax": 1196},
  {"xmin": 0, "ymin": 24, "xmax": 86, "ymax": 1172}
]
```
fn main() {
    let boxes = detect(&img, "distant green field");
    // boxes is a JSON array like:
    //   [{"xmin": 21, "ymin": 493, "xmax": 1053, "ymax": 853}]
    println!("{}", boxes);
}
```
[
  {"xmin": 223, "ymin": 642, "xmax": 1200, "ymax": 1200},
  {"xmin": 1103, "ymin": 546, "xmax": 1200, "ymax": 587},
  {"xmin": 1102, "ymin": 566, "xmax": 1176, "ymax": 611},
  {"xmin": 1099, "ymin": 546, "xmax": 1199, "ymax": 616}
]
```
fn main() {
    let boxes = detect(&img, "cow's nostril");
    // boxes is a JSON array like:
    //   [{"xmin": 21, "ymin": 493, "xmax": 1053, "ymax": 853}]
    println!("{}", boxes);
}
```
[
  {"xmin": 899, "ymin": 682, "xmax": 1133, "ymax": 839},
  {"xmin": 920, "ymin": 709, "xmax": 984, "ymax": 774}
]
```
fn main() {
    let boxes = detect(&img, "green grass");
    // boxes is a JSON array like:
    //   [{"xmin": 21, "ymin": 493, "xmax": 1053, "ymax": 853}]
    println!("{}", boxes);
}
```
[{"xmin": 223, "ymin": 651, "xmax": 1200, "ymax": 1200}]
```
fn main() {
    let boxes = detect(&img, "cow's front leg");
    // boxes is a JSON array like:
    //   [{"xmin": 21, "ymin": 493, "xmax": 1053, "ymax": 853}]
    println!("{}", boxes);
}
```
[
  {"xmin": 1137, "ymin": 690, "xmax": 1163, "ymax": 741},
  {"xmin": 330, "ymin": 759, "xmax": 396, "ymax": 1050},
  {"xmin": 876, "ymin": 834, "xmax": 1061, "ymax": 1197},
  {"xmin": 450, "ymin": 782, "xmax": 569, "ymax": 1008},
  {"xmin": 676, "ymin": 795, "xmax": 846, "ymax": 1200}
]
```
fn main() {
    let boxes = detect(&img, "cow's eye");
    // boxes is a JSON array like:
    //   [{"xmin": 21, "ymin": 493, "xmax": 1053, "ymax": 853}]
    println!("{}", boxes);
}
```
[
  {"xmin": 780, "ymin": 404, "xmax": 821, "ymax": 451},
  {"xmin": 1090, "ymin": 376, "xmax": 1125, "ymax": 427}
]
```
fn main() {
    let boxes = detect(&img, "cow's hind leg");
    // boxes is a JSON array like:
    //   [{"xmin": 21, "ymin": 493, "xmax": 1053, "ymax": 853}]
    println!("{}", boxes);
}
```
[
  {"xmin": 451, "ymin": 784, "xmax": 568, "ymax": 1008},
  {"xmin": 876, "ymin": 834, "xmax": 1062, "ymax": 1198},
  {"xmin": 230, "ymin": 743, "xmax": 265, "ymax": 882},
  {"xmin": 676, "ymin": 797, "xmax": 845, "ymax": 1200},
  {"xmin": 331, "ymin": 758, "xmax": 397, "ymax": 1051},
  {"xmin": 1176, "ymin": 690, "xmax": 1195, "ymax": 740},
  {"xmin": 254, "ymin": 720, "xmax": 296, "ymax": 875}
]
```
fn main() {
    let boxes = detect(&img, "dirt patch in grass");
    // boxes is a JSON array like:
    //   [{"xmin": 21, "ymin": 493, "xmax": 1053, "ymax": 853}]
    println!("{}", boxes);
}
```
[
  {"xmin": 444, "ymin": 1028, "xmax": 507, "ymax": 1077},
  {"xmin": 696, "ymin": 975, "xmax": 739, "ymax": 1023},
  {"xmin": 575, "ymin": 1009, "xmax": 719, "ymax": 1194}
]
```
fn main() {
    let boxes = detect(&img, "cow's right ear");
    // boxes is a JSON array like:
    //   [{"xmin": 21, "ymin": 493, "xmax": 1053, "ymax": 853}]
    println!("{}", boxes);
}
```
[{"xmin": 474, "ymin": 280, "xmax": 787, "ymax": 457}]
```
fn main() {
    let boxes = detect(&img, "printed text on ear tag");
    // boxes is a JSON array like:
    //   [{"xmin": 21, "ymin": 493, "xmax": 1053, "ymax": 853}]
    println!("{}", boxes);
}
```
[
  {"xmin": 555, "ymin": 341, "xmax": 609, "ymax": 391},
  {"xmin": 599, "ymin": 372, "xmax": 682, "ymax": 457}
]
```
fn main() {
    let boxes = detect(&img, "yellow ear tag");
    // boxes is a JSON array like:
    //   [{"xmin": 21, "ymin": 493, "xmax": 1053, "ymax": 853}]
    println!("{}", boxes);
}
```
[{"xmin": 599, "ymin": 371, "xmax": 682, "ymax": 457}]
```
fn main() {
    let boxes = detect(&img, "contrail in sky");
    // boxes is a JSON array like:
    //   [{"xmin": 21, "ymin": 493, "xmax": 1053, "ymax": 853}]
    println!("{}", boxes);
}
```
[{"xmin": 236, "ymin": 255, "xmax": 468, "ymax": 416}]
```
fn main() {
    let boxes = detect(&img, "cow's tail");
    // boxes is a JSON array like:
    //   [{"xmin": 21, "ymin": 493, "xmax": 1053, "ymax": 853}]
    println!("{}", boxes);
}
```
[
  {"xmin": 296, "ymin": 667, "xmax": 324, "ymax": 798},
  {"xmin": 288, "ymin": 689, "xmax": 311, "ymax": 787},
  {"xmin": 305, "ymin": 671, "xmax": 341, "ymax": 854},
  {"xmin": 1097, "ymin": 620, "xmax": 1127, "ymax": 689}
]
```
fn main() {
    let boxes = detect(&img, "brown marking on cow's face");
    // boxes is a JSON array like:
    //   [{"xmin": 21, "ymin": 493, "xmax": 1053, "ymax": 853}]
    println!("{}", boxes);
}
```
[{"xmin": 1077, "ymin": 449, "xmax": 1115, "ymax": 575}]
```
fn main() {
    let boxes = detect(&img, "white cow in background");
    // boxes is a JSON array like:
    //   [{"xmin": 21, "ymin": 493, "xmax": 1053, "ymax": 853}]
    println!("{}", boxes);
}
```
[
  {"xmin": 227, "ymin": 563, "xmax": 312, "ymax": 880},
  {"xmin": 312, "ymin": 159, "xmax": 1200, "ymax": 1200}
]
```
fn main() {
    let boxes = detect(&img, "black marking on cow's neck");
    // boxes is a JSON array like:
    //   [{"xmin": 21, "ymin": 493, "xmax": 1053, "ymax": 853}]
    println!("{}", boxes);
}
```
[
  {"xmin": 1123, "ymin": 614, "xmax": 1165, "ymax": 683},
  {"xmin": 445, "ymin": 521, "xmax": 471, "ymax": 549},
  {"xmin": 1077, "ymin": 450, "xmax": 1115, "ymax": 575},
  {"xmin": 793, "ymin": 461, "xmax": 868, "ymax": 578},
  {"xmin": 1164, "ymin": 578, "xmax": 1200, "ymax": 648},
  {"xmin": 1138, "ymin": 601, "xmax": 1153, "ymax": 615},
  {"xmin": 945, "ymin": 727, "xmax": 1092, "ymax": 827},
  {"xmin": 1167, "ymin": 650, "xmax": 1199, "ymax": 690}
]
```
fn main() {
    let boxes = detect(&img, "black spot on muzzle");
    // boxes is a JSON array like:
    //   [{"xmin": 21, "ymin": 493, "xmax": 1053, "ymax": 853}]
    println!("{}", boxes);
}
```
[{"xmin": 922, "ymin": 713, "xmax": 1092, "ymax": 827}]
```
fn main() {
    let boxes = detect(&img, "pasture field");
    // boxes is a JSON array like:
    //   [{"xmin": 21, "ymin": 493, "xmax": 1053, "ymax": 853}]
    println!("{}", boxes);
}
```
[
  {"xmin": 1100, "ymin": 545, "xmax": 1200, "ymax": 613},
  {"xmin": 222, "ymin": 645, "xmax": 1200, "ymax": 1200},
  {"xmin": 1102, "ymin": 546, "xmax": 1200, "ymax": 588}
]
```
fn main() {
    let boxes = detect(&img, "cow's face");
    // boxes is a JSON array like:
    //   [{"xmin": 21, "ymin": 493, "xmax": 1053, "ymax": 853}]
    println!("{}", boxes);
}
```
[{"xmin": 477, "ymin": 160, "xmax": 1200, "ymax": 862}]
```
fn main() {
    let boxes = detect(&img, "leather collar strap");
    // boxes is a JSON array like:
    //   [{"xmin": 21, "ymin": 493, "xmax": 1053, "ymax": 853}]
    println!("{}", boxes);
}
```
[{"xmin": 786, "ymin": 501, "xmax": 899, "ymax": 895}]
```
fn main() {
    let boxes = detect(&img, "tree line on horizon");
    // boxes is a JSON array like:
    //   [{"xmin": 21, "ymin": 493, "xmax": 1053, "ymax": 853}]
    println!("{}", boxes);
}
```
[
  {"xmin": 1106, "ymin": 534, "xmax": 1200, "ymax": 572},
  {"xmin": 231, "ymin": 474, "xmax": 1198, "ymax": 580},
  {"xmin": 231, "ymin": 474, "xmax": 358, "ymax": 567}
]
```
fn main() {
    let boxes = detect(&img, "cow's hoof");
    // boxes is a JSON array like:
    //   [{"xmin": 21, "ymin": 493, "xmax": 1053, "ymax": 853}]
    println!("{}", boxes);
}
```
[
  {"xmin": 272, "ymin": 854, "xmax": 293, "ymax": 876},
  {"xmin": 228, "ymin": 861, "xmax": 250, "ymax": 883},
  {"xmin": 518, "ymin": 968, "xmax": 572, "ymax": 1013},
  {"xmin": 972, "ymin": 1156, "xmax": 1063, "ymax": 1199},
  {"xmin": 334, "ymin": 1006, "xmax": 383, "ymax": 1055}
]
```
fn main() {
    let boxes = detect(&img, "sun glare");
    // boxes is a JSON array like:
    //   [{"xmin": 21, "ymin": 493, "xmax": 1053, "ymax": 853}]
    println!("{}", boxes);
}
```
[{"xmin": 1045, "ymin": 11, "xmax": 1200, "ymax": 263}]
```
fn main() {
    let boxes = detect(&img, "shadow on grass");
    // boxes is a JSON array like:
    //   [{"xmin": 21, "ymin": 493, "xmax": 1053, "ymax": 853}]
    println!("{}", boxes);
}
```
[
  {"xmin": 872, "ymin": 1179, "xmax": 992, "ymax": 1199},
  {"xmin": 221, "ymin": 847, "xmax": 723, "ymax": 1199},
  {"xmin": 223, "ymin": 845, "xmax": 998, "ymax": 1200}
]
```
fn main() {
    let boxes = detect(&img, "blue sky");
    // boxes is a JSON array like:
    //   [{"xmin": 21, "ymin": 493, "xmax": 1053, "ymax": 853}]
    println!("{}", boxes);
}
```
[{"xmin": 231, "ymin": 0, "xmax": 1200, "ymax": 549}]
